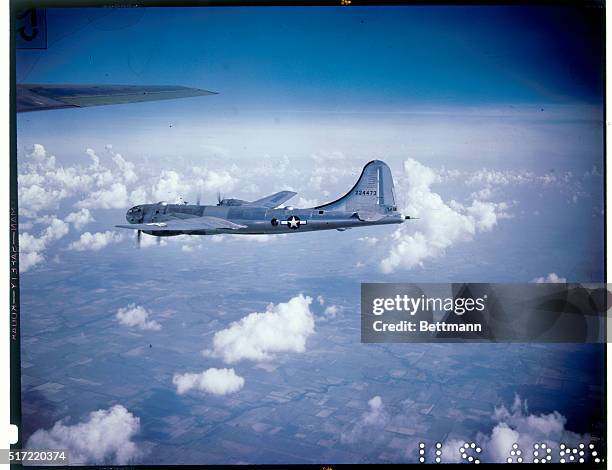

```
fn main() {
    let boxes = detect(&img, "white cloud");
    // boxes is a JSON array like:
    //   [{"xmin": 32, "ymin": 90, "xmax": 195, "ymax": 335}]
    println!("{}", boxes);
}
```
[
  {"xmin": 151, "ymin": 170, "xmax": 191, "ymax": 202},
  {"xmin": 68, "ymin": 231, "xmax": 124, "ymax": 251},
  {"xmin": 194, "ymin": 168, "xmax": 239, "ymax": 193},
  {"xmin": 29, "ymin": 143, "xmax": 48, "ymax": 163},
  {"xmin": 116, "ymin": 304, "xmax": 161, "ymax": 331},
  {"xmin": 531, "ymin": 273, "xmax": 567, "ymax": 283},
  {"xmin": 323, "ymin": 305, "xmax": 339, "ymax": 319},
  {"xmin": 111, "ymin": 152, "xmax": 138, "ymax": 184},
  {"xmin": 27, "ymin": 143, "xmax": 56, "ymax": 169},
  {"xmin": 380, "ymin": 159, "xmax": 509, "ymax": 273},
  {"xmin": 441, "ymin": 395, "xmax": 590, "ymax": 463},
  {"xmin": 18, "ymin": 183, "xmax": 65, "ymax": 215},
  {"xmin": 76, "ymin": 182, "xmax": 129, "ymax": 209},
  {"xmin": 341, "ymin": 395, "xmax": 389, "ymax": 444},
  {"xmin": 42, "ymin": 218, "xmax": 69, "ymax": 242},
  {"xmin": 19, "ymin": 218, "xmax": 69, "ymax": 272},
  {"xmin": 205, "ymin": 294, "xmax": 315, "ymax": 363},
  {"xmin": 465, "ymin": 199, "xmax": 512, "ymax": 231},
  {"xmin": 128, "ymin": 186, "xmax": 148, "ymax": 206},
  {"xmin": 19, "ymin": 144, "xmax": 142, "ymax": 217},
  {"xmin": 173, "ymin": 368, "xmax": 245, "ymax": 395},
  {"xmin": 19, "ymin": 251, "xmax": 44, "ymax": 273},
  {"xmin": 65, "ymin": 208, "xmax": 94, "ymax": 230},
  {"xmin": 296, "ymin": 197, "xmax": 319, "ymax": 208},
  {"xmin": 86, "ymin": 147, "xmax": 100, "ymax": 169},
  {"xmin": 26, "ymin": 405, "xmax": 141, "ymax": 465}
]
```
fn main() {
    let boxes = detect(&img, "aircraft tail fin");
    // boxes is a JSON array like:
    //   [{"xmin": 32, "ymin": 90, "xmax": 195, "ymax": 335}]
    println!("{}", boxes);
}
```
[{"xmin": 315, "ymin": 160, "xmax": 397, "ymax": 213}]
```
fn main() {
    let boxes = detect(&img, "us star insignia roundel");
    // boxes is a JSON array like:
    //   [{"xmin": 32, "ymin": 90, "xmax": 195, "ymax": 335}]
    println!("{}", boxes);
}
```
[{"xmin": 281, "ymin": 215, "xmax": 306, "ymax": 229}]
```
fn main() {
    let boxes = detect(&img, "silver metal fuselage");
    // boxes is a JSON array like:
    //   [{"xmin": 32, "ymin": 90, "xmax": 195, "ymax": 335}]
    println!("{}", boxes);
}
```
[{"xmin": 127, "ymin": 203, "xmax": 404, "ymax": 236}]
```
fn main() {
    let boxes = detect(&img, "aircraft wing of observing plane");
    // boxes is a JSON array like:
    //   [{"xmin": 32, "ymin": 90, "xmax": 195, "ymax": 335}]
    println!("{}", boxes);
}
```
[{"xmin": 16, "ymin": 84, "xmax": 216, "ymax": 112}]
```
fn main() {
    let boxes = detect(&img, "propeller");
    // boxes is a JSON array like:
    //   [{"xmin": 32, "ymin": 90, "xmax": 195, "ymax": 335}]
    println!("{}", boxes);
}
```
[
  {"xmin": 157, "ymin": 236, "xmax": 161, "ymax": 246},
  {"xmin": 217, "ymin": 191, "xmax": 223, "ymax": 206},
  {"xmin": 137, "ymin": 230, "xmax": 142, "ymax": 248},
  {"xmin": 196, "ymin": 193, "xmax": 201, "ymax": 206}
]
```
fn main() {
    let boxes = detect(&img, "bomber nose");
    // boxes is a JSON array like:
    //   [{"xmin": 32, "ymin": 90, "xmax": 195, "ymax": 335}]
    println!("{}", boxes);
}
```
[{"xmin": 126, "ymin": 206, "xmax": 143, "ymax": 224}]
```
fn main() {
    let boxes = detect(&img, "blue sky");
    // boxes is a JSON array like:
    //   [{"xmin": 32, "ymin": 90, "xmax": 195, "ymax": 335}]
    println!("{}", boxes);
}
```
[{"xmin": 18, "ymin": 5, "xmax": 603, "ymax": 109}]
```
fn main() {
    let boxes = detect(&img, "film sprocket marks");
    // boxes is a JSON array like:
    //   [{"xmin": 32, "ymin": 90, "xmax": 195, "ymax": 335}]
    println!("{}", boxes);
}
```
[{"xmin": 10, "ymin": 0, "xmax": 606, "ymax": 466}]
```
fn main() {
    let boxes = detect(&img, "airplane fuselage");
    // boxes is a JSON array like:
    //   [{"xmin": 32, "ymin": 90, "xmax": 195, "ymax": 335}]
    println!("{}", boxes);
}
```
[
  {"xmin": 127, "ymin": 202, "xmax": 404, "ymax": 236},
  {"xmin": 118, "ymin": 160, "xmax": 412, "ymax": 238}
]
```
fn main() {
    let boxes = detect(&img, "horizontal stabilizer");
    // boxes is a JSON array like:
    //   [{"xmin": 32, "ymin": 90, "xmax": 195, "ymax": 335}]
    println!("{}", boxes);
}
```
[
  {"xmin": 116, "ymin": 216, "xmax": 246, "ymax": 232},
  {"xmin": 354, "ymin": 211, "xmax": 386, "ymax": 222}
]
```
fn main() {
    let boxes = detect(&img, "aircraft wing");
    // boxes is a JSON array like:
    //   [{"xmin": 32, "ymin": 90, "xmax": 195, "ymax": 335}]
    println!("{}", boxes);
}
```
[
  {"xmin": 115, "ymin": 216, "xmax": 246, "ymax": 232},
  {"xmin": 16, "ymin": 84, "xmax": 216, "ymax": 113},
  {"xmin": 249, "ymin": 191, "xmax": 297, "ymax": 208}
]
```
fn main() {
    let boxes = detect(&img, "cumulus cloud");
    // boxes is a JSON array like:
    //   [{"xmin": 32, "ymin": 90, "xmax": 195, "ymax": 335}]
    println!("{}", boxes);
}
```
[
  {"xmin": 19, "ymin": 252, "xmax": 45, "ymax": 273},
  {"xmin": 151, "ymin": 170, "xmax": 190, "ymax": 202},
  {"xmin": 30, "ymin": 143, "xmax": 48, "ymax": 163},
  {"xmin": 323, "ymin": 304, "xmax": 340, "ymax": 319},
  {"xmin": 441, "ymin": 395, "xmax": 590, "ymax": 463},
  {"xmin": 18, "ymin": 144, "xmax": 144, "ymax": 217},
  {"xmin": 64, "ymin": 208, "xmax": 94, "ymax": 230},
  {"xmin": 19, "ymin": 218, "xmax": 69, "ymax": 272},
  {"xmin": 531, "ymin": 273, "xmax": 567, "ymax": 283},
  {"xmin": 18, "ymin": 181, "xmax": 66, "ymax": 216},
  {"xmin": 193, "ymin": 167, "xmax": 239, "ymax": 193},
  {"xmin": 173, "ymin": 368, "xmax": 245, "ymax": 395},
  {"xmin": 380, "ymin": 159, "xmax": 510, "ymax": 273},
  {"xmin": 116, "ymin": 304, "xmax": 161, "ymax": 331},
  {"xmin": 86, "ymin": 148, "xmax": 100, "ymax": 169},
  {"xmin": 341, "ymin": 396, "xmax": 389, "ymax": 444},
  {"xmin": 31, "ymin": 144, "xmax": 56, "ymax": 169},
  {"xmin": 68, "ymin": 231, "xmax": 124, "ymax": 251},
  {"xmin": 296, "ymin": 197, "xmax": 319, "ymax": 208},
  {"xmin": 76, "ymin": 182, "xmax": 130, "ymax": 209},
  {"xmin": 204, "ymin": 294, "xmax": 315, "ymax": 363},
  {"xmin": 110, "ymin": 151, "xmax": 137, "ymax": 184},
  {"xmin": 26, "ymin": 405, "xmax": 141, "ymax": 465}
]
